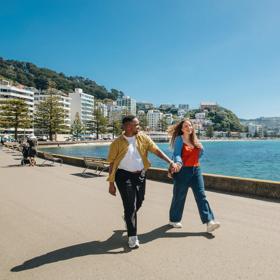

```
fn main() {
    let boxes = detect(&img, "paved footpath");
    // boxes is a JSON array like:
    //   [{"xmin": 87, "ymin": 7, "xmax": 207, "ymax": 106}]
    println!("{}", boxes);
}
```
[{"xmin": 1, "ymin": 147, "xmax": 280, "ymax": 280}]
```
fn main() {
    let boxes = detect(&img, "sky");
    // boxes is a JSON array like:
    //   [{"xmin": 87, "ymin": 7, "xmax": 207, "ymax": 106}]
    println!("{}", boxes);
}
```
[{"xmin": 1, "ymin": 0, "xmax": 280, "ymax": 119}]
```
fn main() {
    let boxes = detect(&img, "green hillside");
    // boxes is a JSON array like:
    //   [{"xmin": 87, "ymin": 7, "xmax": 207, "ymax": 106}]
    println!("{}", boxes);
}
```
[
  {"xmin": 188, "ymin": 107, "xmax": 244, "ymax": 132},
  {"xmin": 0, "ymin": 57, "xmax": 122, "ymax": 100}
]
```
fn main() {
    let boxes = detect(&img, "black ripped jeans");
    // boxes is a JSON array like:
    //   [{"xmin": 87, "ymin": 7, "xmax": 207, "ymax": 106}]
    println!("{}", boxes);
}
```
[{"xmin": 115, "ymin": 169, "xmax": 146, "ymax": 237}]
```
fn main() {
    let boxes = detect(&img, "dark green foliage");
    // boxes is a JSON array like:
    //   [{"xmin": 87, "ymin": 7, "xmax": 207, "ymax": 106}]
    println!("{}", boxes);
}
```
[
  {"xmin": 0, "ymin": 57, "xmax": 121, "ymax": 100},
  {"xmin": 106, "ymin": 119, "xmax": 122, "ymax": 139},
  {"xmin": 138, "ymin": 114, "xmax": 148, "ymax": 131},
  {"xmin": 71, "ymin": 113, "xmax": 85, "ymax": 138},
  {"xmin": 33, "ymin": 89, "xmax": 69, "ymax": 141},
  {"xmin": 207, "ymin": 107, "xmax": 244, "ymax": 132},
  {"xmin": 0, "ymin": 99, "xmax": 32, "ymax": 140},
  {"xmin": 206, "ymin": 125, "xmax": 214, "ymax": 138},
  {"xmin": 188, "ymin": 106, "xmax": 244, "ymax": 132},
  {"xmin": 86, "ymin": 108, "xmax": 108, "ymax": 139}
]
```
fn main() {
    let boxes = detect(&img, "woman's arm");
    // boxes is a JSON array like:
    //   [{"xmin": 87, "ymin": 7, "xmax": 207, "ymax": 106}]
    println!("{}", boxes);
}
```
[
  {"xmin": 198, "ymin": 143, "xmax": 204, "ymax": 158},
  {"xmin": 173, "ymin": 136, "xmax": 183, "ymax": 165}
]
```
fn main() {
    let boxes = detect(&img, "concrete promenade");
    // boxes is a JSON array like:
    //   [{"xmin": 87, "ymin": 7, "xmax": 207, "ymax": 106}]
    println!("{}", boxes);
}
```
[{"xmin": 1, "ymin": 147, "xmax": 280, "ymax": 280}]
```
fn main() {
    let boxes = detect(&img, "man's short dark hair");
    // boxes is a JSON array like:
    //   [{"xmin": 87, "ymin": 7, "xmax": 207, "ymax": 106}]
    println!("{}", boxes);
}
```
[{"xmin": 122, "ymin": 115, "xmax": 136, "ymax": 125}]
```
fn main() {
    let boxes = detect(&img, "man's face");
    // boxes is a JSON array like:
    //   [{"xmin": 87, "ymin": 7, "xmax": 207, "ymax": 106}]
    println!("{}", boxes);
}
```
[{"xmin": 125, "ymin": 118, "xmax": 140, "ymax": 135}]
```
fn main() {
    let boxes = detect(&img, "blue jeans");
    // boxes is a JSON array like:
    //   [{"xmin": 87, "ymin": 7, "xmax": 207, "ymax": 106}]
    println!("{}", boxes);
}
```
[{"xmin": 169, "ymin": 166, "xmax": 214, "ymax": 224}]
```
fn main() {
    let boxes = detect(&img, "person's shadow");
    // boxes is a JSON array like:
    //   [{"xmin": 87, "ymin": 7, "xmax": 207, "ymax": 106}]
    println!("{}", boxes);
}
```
[{"xmin": 11, "ymin": 225, "xmax": 214, "ymax": 272}]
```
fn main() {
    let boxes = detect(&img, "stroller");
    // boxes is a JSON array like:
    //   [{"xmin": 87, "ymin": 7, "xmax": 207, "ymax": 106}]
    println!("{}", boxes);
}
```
[{"xmin": 21, "ymin": 144, "xmax": 30, "ymax": 165}]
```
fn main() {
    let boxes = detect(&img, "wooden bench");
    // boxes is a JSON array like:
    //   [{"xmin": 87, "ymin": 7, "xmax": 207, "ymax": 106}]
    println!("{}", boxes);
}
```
[
  {"xmin": 82, "ymin": 157, "xmax": 109, "ymax": 176},
  {"xmin": 42, "ymin": 152, "xmax": 63, "ymax": 166}
]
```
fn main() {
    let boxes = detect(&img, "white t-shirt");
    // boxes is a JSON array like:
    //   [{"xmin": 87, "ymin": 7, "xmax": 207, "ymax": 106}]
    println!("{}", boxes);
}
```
[{"xmin": 118, "ymin": 135, "xmax": 144, "ymax": 172}]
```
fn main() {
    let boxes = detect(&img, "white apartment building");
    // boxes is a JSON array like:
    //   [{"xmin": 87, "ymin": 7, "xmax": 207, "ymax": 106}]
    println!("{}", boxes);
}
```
[
  {"xmin": 69, "ymin": 88, "xmax": 94, "ymax": 125},
  {"xmin": 195, "ymin": 112, "xmax": 206, "ymax": 119},
  {"xmin": 107, "ymin": 105, "xmax": 123, "ymax": 122},
  {"xmin": 34, "ymin": 90, "xmax": 71, "ymax": 130},
  {"xmin": 177, "ymin": 109, "xmax": 186, "ymax": 119},
  {"xmin": 0, "ymin": 80, "xmax": 34, "ymax": 135},
  {"xmin": 200, "ymin": 102, "xmax": 218, "ymax": 111},
  {"xmin": 248, "ymin": 123, "xmax": 263, "ymax": 137},
  {"xmin": 178, "ymin": 104, "xmax": 189, "ymax": 111},
  {"xmin": 147, "ymin": 109, "xmax": 162, "ymax": 131},
  {"xmin": 95, "ymin": 102, "xmax": 108, "ymax": 118},
  {"xmin": 164, "ymin": 113, "xmax": 173, "ymax": 125},
  {"xmin": 117, "ymin": 95, "xmax": 136, "ymax": 115}
]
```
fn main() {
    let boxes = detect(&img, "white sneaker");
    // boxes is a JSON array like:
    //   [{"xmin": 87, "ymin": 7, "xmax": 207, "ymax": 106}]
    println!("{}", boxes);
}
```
[
  {"xmin": 207, "ymin": 220, "xmax": 220, "ymax": 233},
  {"xmin": 128, "ymin": 236, "xmax": 140, "ymax": 249},
  {"xmin": 169, "ymin": 221, "xmax": 183, "ymax": 228}
]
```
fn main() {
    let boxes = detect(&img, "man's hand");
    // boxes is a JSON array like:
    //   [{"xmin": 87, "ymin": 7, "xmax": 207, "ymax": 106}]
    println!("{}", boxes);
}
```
[{"xmin": 109, "ymin": 182, "xmax": 117, "ymax": 196}]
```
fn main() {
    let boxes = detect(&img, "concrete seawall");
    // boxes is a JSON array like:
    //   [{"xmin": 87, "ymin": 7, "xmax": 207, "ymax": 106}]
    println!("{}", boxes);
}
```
[{"xmin": 37, "ymin": 151, "xmax": 280, "ymax": 200}]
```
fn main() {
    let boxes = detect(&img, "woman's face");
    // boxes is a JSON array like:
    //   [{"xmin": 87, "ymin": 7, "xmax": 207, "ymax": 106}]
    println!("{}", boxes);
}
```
[{"xmin": 181, "ymin": 121, "xmax": 193, "ymax": 135}]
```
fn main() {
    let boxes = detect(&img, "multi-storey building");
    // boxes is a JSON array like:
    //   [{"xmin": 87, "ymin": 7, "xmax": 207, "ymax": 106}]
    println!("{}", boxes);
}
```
[
  {"xmin": 108, "ymin": 105, "xmax": 123, "ymax": 122},
  {"xmin": 147, "ymin": 109, "xmax": 162, "ymax": 131},
  {"xmin": 136, "ymin": 102, "xmax": 154, "ymax": 113},
  {"xmin": 0, "ymin": 80, "xmax": 34, "ymax": 136},
  {"xmin": 117, "ymin": 95, "xmax": 136, "ymax": 115},
  {"xmin": 164, "ymin": 113, "xmax": 173, "ymax": 125},
  {"xmin": 95, "ymin": 101, "xmax": 108, "ymax": 118},
  {"xmin": 159, "ymin": 104, "xmax": 176, "ymax": 112},
  {"xmin": 248, "ymin": 123, "xmax": 263, "ymax": 137},
  {"xmin": 69, "ymin": 88, "xmax": 94, "ymax": 125},
  {"xmin": 178, "ymin": 104, "xmax": 189, "ymax": 111},
  {"xmin": 200, "ymin": 102, "xmax": 218, "ymax": 111},
  {"xmin": 195, "ymin": 112, "xmax": 206, "ymax": 119}
]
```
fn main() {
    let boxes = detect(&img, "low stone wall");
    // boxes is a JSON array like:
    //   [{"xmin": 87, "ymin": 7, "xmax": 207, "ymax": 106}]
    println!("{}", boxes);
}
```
[
  {"xmin": 37, "ymin": 151, "xmax": 86, "ymax": 167},
  {"xmin": 37, "ymin": 152, "xmax": 280, "ymax": 200},
  {"xmin": 38, "ymin": 140, "xmax": 111, "ymax": 146}
]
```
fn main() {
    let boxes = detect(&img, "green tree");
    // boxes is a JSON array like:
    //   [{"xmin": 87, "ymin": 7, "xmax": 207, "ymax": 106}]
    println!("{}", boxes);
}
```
[
  {"xmin": 86, "ymin": 108, "xmax": 108, "ymax": 139},
  {"xmin": 138, "ymin": 114, "xmax": 148, "ymax": 131},
  {"xmin": 71, "ymin": 113, "xmax": 85, "ymax": 138},
  {"xmin": 206, "ymin": 125, "xmax": 214, "ymax": 138},
  {"xmin": 0, "ymin": 99, "xmax": 32, "ymax": 140},
  {"xmin": 34, "ymin": 89, "xmax": 68, "ymax": 141},
  {"xmin": 111, "ymin": 120, "xmax": 122, "ymax": 138},
  {"xmin": 159, "ymin": 117, "xmax": 169, "ymax": 132}
]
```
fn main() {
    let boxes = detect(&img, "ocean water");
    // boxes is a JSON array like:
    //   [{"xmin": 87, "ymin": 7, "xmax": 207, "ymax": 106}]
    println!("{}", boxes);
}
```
[{"xmin": 39, "ymin": 140, "xmax": 280, "ymax": 182}]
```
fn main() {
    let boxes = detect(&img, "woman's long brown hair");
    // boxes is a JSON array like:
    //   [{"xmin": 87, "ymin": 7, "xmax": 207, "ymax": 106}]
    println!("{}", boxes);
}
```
[{"xmin": 168, "ymin": 118, "xmax": 200, "ymax": 148}]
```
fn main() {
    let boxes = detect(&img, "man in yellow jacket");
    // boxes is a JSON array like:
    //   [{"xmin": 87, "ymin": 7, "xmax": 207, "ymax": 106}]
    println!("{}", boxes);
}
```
[{"xmin": 107, "ymin": 115, "xmax": 180, "ymax": 249}]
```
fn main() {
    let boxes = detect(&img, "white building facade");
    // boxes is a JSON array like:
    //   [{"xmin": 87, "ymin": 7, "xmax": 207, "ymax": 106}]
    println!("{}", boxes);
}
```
[
  {"xmin": 147, "ymin": 109, "xmax": 162, "ymax": 131},
  {"xmin": 0, "ymin": 80, "xmax": 34, "ymax": 135},
  {"xmin": 117, "ymin": 95, "xmax": 136, "ymax": 115},
  {"xmin": 69, "ymin": 88, "xmax": 94, "ymax": 125}
]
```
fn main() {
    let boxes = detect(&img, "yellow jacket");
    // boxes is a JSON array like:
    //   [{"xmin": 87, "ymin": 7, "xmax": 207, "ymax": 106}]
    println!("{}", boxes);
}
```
[{"xmin": 107, "ymin": 132, "xmax": 159, "ymax": 182}]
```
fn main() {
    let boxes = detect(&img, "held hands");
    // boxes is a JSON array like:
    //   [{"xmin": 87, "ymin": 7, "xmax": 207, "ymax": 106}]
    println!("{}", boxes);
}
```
[
  {"xmin": 170, "ymin": 162, "xmax": 182, "ymax": 173},
  {"xmin": 109, "ymin": 182, "xmax": 116, "ymax": 196}
]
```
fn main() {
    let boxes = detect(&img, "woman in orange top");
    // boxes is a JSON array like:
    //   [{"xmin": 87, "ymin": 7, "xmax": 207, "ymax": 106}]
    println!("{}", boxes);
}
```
[{"xmin": 168, "ymin": 119, "xmax": 220, "ymax": 233}]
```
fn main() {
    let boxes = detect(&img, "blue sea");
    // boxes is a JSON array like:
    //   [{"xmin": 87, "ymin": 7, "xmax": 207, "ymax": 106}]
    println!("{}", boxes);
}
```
[{"xmin": 39, "ymin": 140, "xmax": 280, "ymax": 182}]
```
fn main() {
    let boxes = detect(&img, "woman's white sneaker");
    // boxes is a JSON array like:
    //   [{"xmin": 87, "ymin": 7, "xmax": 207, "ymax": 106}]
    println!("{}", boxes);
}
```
[
  {"xmin": 207, "ymin": 220, "xmax": 220, "ymax": 233},
  {"xmin": 128, "ymin": 236, "xmax": 140, "ymax": 249},
  {"xmin": 169, "ymin": 222, "xmax": 183, "ymax": 228}
]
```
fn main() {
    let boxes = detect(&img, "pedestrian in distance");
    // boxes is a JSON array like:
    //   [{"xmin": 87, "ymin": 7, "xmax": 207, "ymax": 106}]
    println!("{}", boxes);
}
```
[
  {"xmin": 21, "ymin": 143, "xmax": 30, "ymax": 166},
  {"xmin": 27, "ymin": 137, "xmax": 37, "ymax": 166},
  {"xmin": 107, "ymin": 115, "xmax": 180, "ymax": 249},
  {"xmin": 168, "ymin": 119, "xmax": 220, "ymax": 233}
]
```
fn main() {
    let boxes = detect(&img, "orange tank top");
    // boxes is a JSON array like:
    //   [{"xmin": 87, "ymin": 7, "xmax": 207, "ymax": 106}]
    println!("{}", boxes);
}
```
[{"xmin": 181, "ymin": 144, "xmax": 200, "ymax": 167}]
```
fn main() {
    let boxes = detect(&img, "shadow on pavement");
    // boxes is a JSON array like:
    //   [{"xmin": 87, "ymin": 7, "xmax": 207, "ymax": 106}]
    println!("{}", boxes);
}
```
[
  {"xmin": 11, "ymin": 225, "xmax": 213, "ymax": 272},
  {"xmin": 139, "ymin": 224, "xmax": 214, "ymax": 244},
  {"xmin": 1, "ymin": 164, "xmax": 24, "ymax": 168},
  {"xmin": 71, "ymin": 172, "xmax": 106, "ymax": 178}
]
